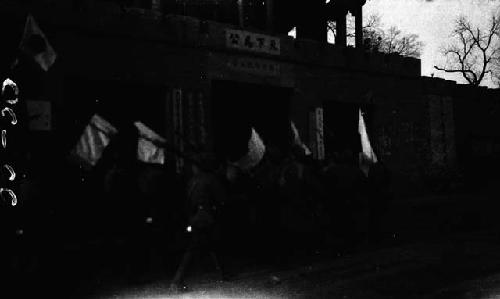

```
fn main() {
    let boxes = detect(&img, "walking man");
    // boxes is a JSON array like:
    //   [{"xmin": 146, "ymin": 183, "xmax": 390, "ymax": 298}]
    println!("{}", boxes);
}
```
[{"xmin": 169, "ymin": 153, "xmax": 226, "ymax": 292}]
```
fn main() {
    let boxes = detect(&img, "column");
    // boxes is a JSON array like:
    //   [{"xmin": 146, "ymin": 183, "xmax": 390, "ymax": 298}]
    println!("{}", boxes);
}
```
[
  {"xmin": 335, "ymin": 11, "xmax": 347, "ymax": 47},
  {"xmin": 266, "ymin": 0, "xmax": 274, "ymax": 32},
  {"xmin": 354, "ymin": 5, "xmax": 363, "ymax": 48},
  {"xmin": 237, "ymin": 0, "xmax": 244, "ymax": 27}
]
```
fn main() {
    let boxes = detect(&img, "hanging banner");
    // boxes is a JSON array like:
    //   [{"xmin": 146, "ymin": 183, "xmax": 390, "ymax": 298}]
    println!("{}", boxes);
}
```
[
  {"xmin": 172, "ymin": 89, "xmax": 184, "ymax": 173},
  {"xmin": 27, "ymin": 100, "xmax": 51, "ymax": 131},
  {"xmin": 309, "ymin": 107, "xmax": 324, "ymax": 161},
  {"xmin": 19, "ymin": 14, "xmax": 57, "ymax": 72},
  {"xmin": 315, "ymin": 107, "xmax": 325, "ymax": 161},
  {"xmin": 197, "ymin": 91, "xmax": 207, "ymax": 147},
  {"xmin": 358, "ymin": 109, "xmax": 378, "ymax": 176},
  {"xmin": 291, "ymin": 121, "xmax": 312, "ymax": 156},
  {"xmin": 73, "ymin": 114, "xmax": 118, "ymax": 168},
  {"xmin": 233, "ymin": 128, "xmax": 266, "ymax": 170},
  {"xmin": 134, "ymin": 121, "xmax": 166, "ymax": 165}
]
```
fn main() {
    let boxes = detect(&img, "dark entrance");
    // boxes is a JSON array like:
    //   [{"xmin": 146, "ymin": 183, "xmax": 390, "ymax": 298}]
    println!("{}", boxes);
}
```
[
  {"xmin": 323, "ymin": 101, "xmax": 374, "ymax": 161},
  {"xmin": 211, "ymin": 80, "xmax": 292, "ymax": 162}
]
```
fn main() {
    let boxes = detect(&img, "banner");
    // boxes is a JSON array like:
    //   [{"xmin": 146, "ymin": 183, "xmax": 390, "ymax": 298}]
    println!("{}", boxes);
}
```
[
  {"xmin": 358, "ymin": 109, "xmax": 378, "ymax": 164},
  {"xmin": 291, "ymin": 121, "xmax": 312, "ymax": 156},
  {"xmin": 234, "ymin": 127, "xmax": 266, "ymax": 170},
  {"xmin": 134, "ymin": 121, "xmax": 166, "ymax": 164},
  {"xmin": 19, "ymin": 14, "xmax": 57, "ymax": 72},
  {"xmin": 172, "ymin": 89, "xmax": 184, "ymax": 173},
  {"xmin": 73, "ymin": 114, "xmax": 118, "ymax": 168}
]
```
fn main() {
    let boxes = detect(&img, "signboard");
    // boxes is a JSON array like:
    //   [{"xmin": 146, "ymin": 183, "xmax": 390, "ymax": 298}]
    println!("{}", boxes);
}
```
[
  {"xmin": 315, "ymin": 107, "xmax": 325, "ymax": 161},
  {"xmin": 226, "ymin": 29, "xmax": 280, "ymax": 55},
  {"xmin": 228, "ymin": 57, "xmax": 280, "ymax": 76},
  {"xmin": 27, "ymin": 100, "xmax": 51, "ymax": 131},
  {"xmin": 309, "ymin": 107, "xmax": 325, "ymax": 161},
  {"xmin": 172, "ymin": 89, "xmax": 184, "ymax": 173}
]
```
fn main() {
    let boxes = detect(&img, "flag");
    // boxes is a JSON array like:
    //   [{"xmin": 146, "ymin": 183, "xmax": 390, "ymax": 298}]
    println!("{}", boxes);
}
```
[
  {"xmin": 233, "ymin": 127, "xmax": 266, "ymax": 170},
  {"xmin": 19, "ymin": 14, "xmax": 57, "ymax": 71},
  {"xmin": 73, "ymin": 114, "xmax": 118, "ymax": 168},
  {"xmin": 134, "ymin": 121, "xmax": 166, "ymax": 164},
  {"xmin": 358, "ymin": 108, "xmax": 378, "ymax": 163},
  {"xmin": 291, "ymin": 121, "xmax": 312, "ymax": 156}
]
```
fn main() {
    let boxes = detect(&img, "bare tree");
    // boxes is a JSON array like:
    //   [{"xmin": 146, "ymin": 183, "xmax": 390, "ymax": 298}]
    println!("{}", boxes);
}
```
[
  {"xmin": 379, "ymin": 26, "xmax": 423, "ymax": 58},
  {"xmin": 434, "ymin": 14, "xmax": 500, "ymax": 87},
  {"xmin": 328, "ymin": 13, "xmax": 381, "ymax": 42},
  {"xmin": 328, "ymin": 13, "xmax": 423, "ymax": 58}
]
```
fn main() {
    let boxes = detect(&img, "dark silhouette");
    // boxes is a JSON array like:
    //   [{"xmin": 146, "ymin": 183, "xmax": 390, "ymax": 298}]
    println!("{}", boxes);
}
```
[{"xmin": 169, "ymin": 153, "xmax": 227, "ymax": 292}]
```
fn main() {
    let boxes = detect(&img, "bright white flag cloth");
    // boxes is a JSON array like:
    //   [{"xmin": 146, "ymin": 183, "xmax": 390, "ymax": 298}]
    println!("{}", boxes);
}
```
[
  {"xmin": 358, "ymin": 108, "xmax": 378, "ymax": 164},
  {"xmin": 134, "ymin": 121, "xmax": 166, "ymax": 164},
  {"xmin": 19, "ymin": 14, "xmax": 57, "ymax": 71},
  {"xmin": 73, "ymin": 114, "xmax": 118, "ymax": 167},
  {"xmin": 291, "ymin": 121, "xmax": 312, "ymax": 156},
  {"xmin": 234, "ymin": 127, "xmax": 266, "ymax": 170}
]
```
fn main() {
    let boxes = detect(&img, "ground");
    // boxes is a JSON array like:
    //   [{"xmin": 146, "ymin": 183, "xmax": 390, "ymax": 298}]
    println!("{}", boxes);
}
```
[
  {"xmin": 73, "ymin": 229, "xmax": 500, "ymax": 299},
  {"xmin": 8, "ymin": 189, "xmax": 500, "ymax": 299}
]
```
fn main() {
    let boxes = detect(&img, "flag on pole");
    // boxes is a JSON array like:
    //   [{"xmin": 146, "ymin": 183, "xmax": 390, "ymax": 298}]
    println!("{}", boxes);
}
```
[
  {"xmin": 358, "ymin": 108, "xmax": 378, "ymax": 163},
  {"xmin": 19, "ymin": 14, "xmax": 57, "ymax": 71},
  {"xmin": 291, "ymin": 121, "xmax": 312, "ymax": 156},
  {"xmin": 134, "ymin": 121, "xmax": 166, "ymax": 165},
  {"xmin": 233, "ymin": 127, "xmax": 266, "ymax": 170},
  {"xmin": 72, "ymin": 114, "xmax": 118, "ymax": 168}
]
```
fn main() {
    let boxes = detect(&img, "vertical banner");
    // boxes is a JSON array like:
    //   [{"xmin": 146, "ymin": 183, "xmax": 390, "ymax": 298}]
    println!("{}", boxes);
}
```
[
  {"xmin": 187, "ymin": 91, "xmax": 196, "ymax": 149},
  {"xmin": 197, "ymin": 91, "xmax": 207, "ymax": 148},
  {"xmin": 173, "ymin": 89, "xmax": 184, "ymax": 173},
  {"xmin": 315, "ymin": 107, "xmax": 325, "ymax": 161},
  {"xmin": 309, "ymin": 107, "xmax": 325, "ymax": 160},
  {"xmin": 358, "ymin": 109, "xmax": 378, "ymax": 163},
  {"xmin": 428, "ymin": 95, "xmax": 456, "ymax": 170},
  {"xmin": 309, "ymin": 110, "xmax": 317, "ymax": 160}
]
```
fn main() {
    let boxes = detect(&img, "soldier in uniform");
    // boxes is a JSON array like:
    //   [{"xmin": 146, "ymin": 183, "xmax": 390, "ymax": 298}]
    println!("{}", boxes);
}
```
[{"xmin": 169, "ymin": 152, "xmax": 227, "ymax": 292}]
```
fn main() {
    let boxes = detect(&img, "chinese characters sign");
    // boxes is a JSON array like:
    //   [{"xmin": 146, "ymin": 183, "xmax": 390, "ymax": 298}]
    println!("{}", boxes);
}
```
[
  {"xmin": 228, "ymin": 57, "xmax": 280, "ymax": 76},
  {"xmin": 225, "ymin": 29, "xmax": 281, "ymax": 55}
]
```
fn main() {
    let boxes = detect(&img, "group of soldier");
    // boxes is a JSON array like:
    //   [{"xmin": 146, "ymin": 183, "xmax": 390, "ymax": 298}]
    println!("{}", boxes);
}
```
[{"xmin": 167, "ymin": 144, "xmax": 393, "ymax": 292}]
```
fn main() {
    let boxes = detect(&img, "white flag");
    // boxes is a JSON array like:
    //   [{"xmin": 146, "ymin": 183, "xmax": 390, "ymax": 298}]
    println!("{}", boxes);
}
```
[
  {"xmin": 19, "ymin": 14, "xmax": 57, "ymax": 71},
  {"xmin": 134, "ymin": 121, "xmax": 166, "ymax": 164},
  {"xmin": 358, "ymin": 109, "xmax": 378, "ymax": 164},
  {"xmin": 73, "ymin": 114, "xmax": 118, "ymax": 167},
  {"xmin": 234, "ymin": 127, "xmax": 266, "ymax": 170},
  {"xmin": 291, "ymin": 121, "xmax": 312, "ymax": 156}
]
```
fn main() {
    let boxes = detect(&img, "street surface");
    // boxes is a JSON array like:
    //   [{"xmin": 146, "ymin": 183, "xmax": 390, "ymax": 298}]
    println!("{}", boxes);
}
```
[
  {"xmin": 8, "ymin": 190, "xmax": 500, "ymax": 299},
  {"xmin": 72, "ymin": 229, "xmax": 500, "ymax": 299}
]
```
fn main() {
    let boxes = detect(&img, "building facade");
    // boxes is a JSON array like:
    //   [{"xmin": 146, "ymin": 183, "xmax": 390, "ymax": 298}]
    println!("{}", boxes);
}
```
[{"xmin": 1, "ymin": 0, "xmax": 498, "ymax": 197}]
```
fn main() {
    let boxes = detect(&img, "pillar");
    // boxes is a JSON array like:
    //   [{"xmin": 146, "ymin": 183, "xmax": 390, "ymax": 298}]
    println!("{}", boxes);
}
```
[
  {"xmin": 354, "ymin": 5, "xmax": 363, "ymax": 48},
  {"xmin": 237, "ymin": 0, "xmax": 244, "ymax": 27},
  {"xmin": 335, "ymin": 11, "xmax": 347, "ymax": 47},
  {"xmin": 266, "ymin": 0, "xmax": 274, "ymax": 32}
]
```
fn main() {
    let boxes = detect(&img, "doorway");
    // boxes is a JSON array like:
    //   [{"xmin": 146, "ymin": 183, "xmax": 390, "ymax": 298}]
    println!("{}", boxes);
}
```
[{"xmin": 211, "ymin": 80, "xmax": 293, "ymax": 162}]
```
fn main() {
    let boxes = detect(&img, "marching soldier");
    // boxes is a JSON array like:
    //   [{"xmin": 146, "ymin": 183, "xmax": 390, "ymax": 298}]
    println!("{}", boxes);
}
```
[{"xmin": 169, "ymin": 152, "xmax": 227, "ymax": 292}]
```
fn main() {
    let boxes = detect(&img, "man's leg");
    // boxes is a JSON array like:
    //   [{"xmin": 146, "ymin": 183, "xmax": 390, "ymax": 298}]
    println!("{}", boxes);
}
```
[{"xmin": 170, "ymin": 249, "xmax": 193, "ymax": 291}]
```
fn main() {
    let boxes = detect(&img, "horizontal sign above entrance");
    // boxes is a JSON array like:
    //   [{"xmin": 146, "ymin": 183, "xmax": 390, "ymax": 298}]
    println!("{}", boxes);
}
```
[
  {"xmin": 228, "ymin": 57, "xmax": 280, "ymax": 76},
  {"xmin": 225, "ymin": 29, "xmax": 280, "ymax": 55}
]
